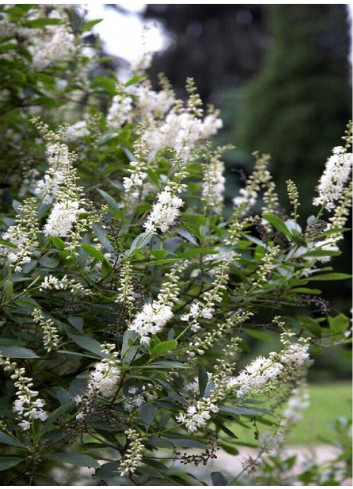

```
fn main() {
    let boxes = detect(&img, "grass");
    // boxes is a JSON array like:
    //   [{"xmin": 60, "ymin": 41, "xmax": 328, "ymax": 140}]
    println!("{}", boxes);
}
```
[
  {"xmin": 228, "ymin": 382, "xmax": 352, "ymax": 446},
  {"xmin": 287, "ymin": 382, "xmax": 352, "ymax": 444}
]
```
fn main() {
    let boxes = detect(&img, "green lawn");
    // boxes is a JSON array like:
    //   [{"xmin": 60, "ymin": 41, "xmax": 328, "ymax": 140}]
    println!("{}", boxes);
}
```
[
  {"xmin": 287, "ymin": 382, "xmax": 352, "ymax": 444},
  {"xmin": 228, "ymin": 382, "xmax": 352, "ymax": 446}
]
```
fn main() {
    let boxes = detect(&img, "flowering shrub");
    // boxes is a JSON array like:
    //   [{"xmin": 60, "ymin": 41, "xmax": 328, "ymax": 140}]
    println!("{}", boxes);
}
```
[{"xmin": 0, "ymin": 5, "xmax": 352, "ymax": 486}]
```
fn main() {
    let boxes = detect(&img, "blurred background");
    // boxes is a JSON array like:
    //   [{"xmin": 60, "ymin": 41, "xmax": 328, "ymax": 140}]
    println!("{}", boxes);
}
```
[{"xmin": 88, "ymin": 4, "xmax": 352, "ymax": 387}]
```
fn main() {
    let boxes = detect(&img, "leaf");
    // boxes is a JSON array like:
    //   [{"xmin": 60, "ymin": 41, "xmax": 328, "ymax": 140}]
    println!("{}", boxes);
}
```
[
  {"xmin": 68, "ymin": 316, "xmax": 84, "ymax": 333},
  {"xmin": 82, "ymin": 18, "xmax": 103, "ymax": 32},
  {"xmin": 97, "ymin": 189, "xmax": 119, "ymax": 209},
  {"xmin": 176, "ymin": 228, "xmax": 198, "ymax": 245},
  {"xmin": 198, "ymin": 366, "xmax": 208, "ymax": 397},
  {"xmin": 139, "ymin": 403, "xmax": 157, "ymax": 429},
  {"xmin": 139, "ymin": 361, "xmax": 190, "ymax": 369},
  {"xmin": 211, "ymin": 471, "xmax": 228, "ymax": 486},
  {"xmin": 48, "ymin": 453, "xmax": 100, "ymax": 469},
  {"xmin": 220, "ymin": 405, "xmax": 272, "ymax": 417},
  {"xmin": 81, "ymin": 244, "xmax": 106, "ymax": 262},
  {"xmin": 39, "ymin": 256, "xmax": 59, "ymax": 268},
  {"xmin": 0, "ymin": 431, "xmax": 25, "ymax": 449},
  {"xmin": 306, "ymin": 273, "xmax": 351, "ymax": 281},
  {"xmin": 40, "ymin": 402, "xmax": 75, "ymax": 436},
  {"xmin": 150, "ymin": 340, "xmax": 177, "ymax": 360},
  {"xmin": 0, "ymin": 346, "xmax": 39, "ymax": 359},
  {"xmin": 2, "ymin": 280, "xmax": 13, "ymax": 302},
  {"xmin": 0, "ymin": 457, "xmax": 23, "ymax": 471},
  {"xmin": 127, "ymin": 232, "xmax": 153, "ymax": 256},
  {"xmin": 328, "ymin": 314, "xmax": 350, "ymax": 339},
  {"xmin": 262, "ymin": 213, "xmax": 292, "ymax": 238},
  {"xmin": 51, "ymin": 236, "xmax": 66, "ymax": 250},
  {"xmin": 68, "ymin": 334, "xmax": 103, "ymax": 357},
  {"xmin": 26, "ymin": 18, "xmax": 61, "ymax": 28},
  {"xmin": 244, "ymin": 328, "xmax": 272, "ymax": 341}
]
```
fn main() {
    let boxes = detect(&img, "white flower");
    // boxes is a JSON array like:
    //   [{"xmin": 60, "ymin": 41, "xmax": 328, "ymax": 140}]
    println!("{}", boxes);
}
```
[
  {"xmin": 233, "ymin": 188, "xmax": 258, "ymax": 210},
  {"xmin": 44, "ymin": 199, "xmax": 84, "ymax": 237},
  {"xmin": 143, "ymin": 189, "xmax": 184, "ymax": 234},
  {"xmin": 313, "ymin": 147, "xmax": 352, "ymax": 211},
  {"xmin": 65, "ymin": 121, "xmax": 90, "ymax": 141},
  {"xmin": 107, "ymin": 95, "xmax": 133, "ymax": 130},
  {"xmin": 18, "ymin": 420, "xmax": 31, "ymax": 431},
  {"xmin": 128, "ymin": 303, "xmax": 173, "ymax": 340}
]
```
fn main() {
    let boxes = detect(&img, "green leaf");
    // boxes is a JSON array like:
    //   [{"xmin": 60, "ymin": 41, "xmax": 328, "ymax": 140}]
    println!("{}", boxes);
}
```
[
  {"xmin": 48, "ymin": 453, "xmax": 100, "ymax": 469},
  {"xmin": 68, "ymin": 334, "xmax": 103, "ymax": 357},
  {"xmin": 97, "ymin": 189, "xmax": 119, "ymax": 209},
  {"xmin": 220, "ymin": 405, "xmax": 272, "ymax": 417},
  {"xmin": 51, "ymin": 236, "xmax": 66, "ymax": 250},
  {"xmin": 2, "ymin": 280, "xmax": 13, "ymax": 302},
  {"xmin": 81, "ymin": 243, "xmax": 106, "ymax": 262},
  {"xmin": 40, "ymin": 402, "xmax": 75, "ymax": 436},
  {"xmin": 306, "ymin": 273, "xmax": 351, "ymax": 281},
  {"xmin": 198, "ymin": 366, "xmax": 208, "ymax": 397},
  {"xmin": 127, "ymin": 232, "xmax": 153, "ymax": 256},
  {"xmin": 297, "ymin": 316, "xmax": 322, "ymax": 338},
  {"xmin": 39, "ymin": 256, "xmax": 60, "ymax": 268},
  {"xmin": 244, "ymin": 328, "xmax": 272, "ymax": 341},
  {"xmin": 139, "ymin": 403, "xmax": 157, "ymax": 429},
  {"xmin": 26, "ymin": 18, "xmax": 61, "ymax": 28},
  {"xmin": 0, "ymin": 346, "xmax": 39, "ymax": 359},
  {"xmin": 328, "ymin": 314, "xmax": 349, "ymax": 339},
  {"xmin": 0, "ymin": 431, "xmax": 25, "ymax": 449},
  {"xmin": 82, "ymin": 18, "xmax": 103, "ymax": 32},
  {"xmin": 0, "ymin": 457, "xmax": 23, "ymax": 471},
  {"xmin": 150, "ymin": 340, "xmax": 177, "ymax": 360},
  {"xmin": 262, "ymin": 213, "xmax": 292, "ymax": 238}
]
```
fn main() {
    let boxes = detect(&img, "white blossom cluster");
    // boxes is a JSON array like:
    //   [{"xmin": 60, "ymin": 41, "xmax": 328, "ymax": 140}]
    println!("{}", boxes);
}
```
[
  {"xmin": 43, "ymin": 199, "xmax": 85, "ymax": 237},
  {"xmin": 202, "ymin": 155, "xmax": 226, "ymax": 214},
  {"xmin": 107, "ymin": 95, "xmax": 133, "ymax": 130},
  {"xmin": 233, "ymin": 187, "xmax": 258, "ymax": 210},
  {"xmin": 143, "ymin": 187, "xmax": 184, "ymax": 234},
  {"xmin": 39, "ymin": 274, "xmax": 92, "ymax": 296},
  {"xmin": 32, "ymin": 308, "xmax": 60, "ymax": 352},
  {"xmin": 0, "ymin": 355, "xmax": 47, "ymax": 431},
  {"xmin": 313, "ymin": 146, "xmax": 352, "ymax": 211},
  {"xmin": 86, "ymin": 343, "xmax": 121, "ymax": 398},
  {"xmin": 33, "ymin": 142, "xmax": 71, "ymax": 204},
  {"xmin": 128, "ymin": 264, "xmax": 184, "ymax": 344},
  {"xmin": 228, "ymin": 333, "xmax": 310, "ymax": 398},
  {"xmin": 65, "ymin": 120, "xmax": 90, "ymax": 141},
  {"xmin": 29, "ymin": 9, "xmax": 76, "ymax": 70},
  {"xmin": 118, "ymin": 428, "xmax": 144, "ymax": 476},
  {"xmin": 176, "ymin": 398, "xmax": 219, "ymax": 433},
  {"xmin": 281, "ymin": 385, "xmax": 310, "ymax": 426},
  {"xmin": 116, "ymin": 261, "xmax": 135, "ymax": 305},
  {"xmin": 143, "ymin": 110, "xmax": 223, "ymax": 161},
  {"xmin": 181, "ymin": 259, "xmax": 231, "ymax": 333},
  {"xmin": 0, "ymin": 198, "xmax": 39, "ymax": 272},
  {"xmin": 123, "ymin": 161, "xmax": 148, "ymax": 200},
  {"xmin": 132, "ymin": 84, "xmax": 174, "ymax": 118}
]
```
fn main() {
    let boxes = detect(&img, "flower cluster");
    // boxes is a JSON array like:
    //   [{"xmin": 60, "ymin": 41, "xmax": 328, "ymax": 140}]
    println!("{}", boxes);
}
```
[
  {"xmin": 313, "ymin": 146, "xmax": 352, "ymax": 211},
  {"xmin": 128, "ymin": 264, "xmax": 185, "ymax": 344},
  {"xmin": 0, "ymin": 197, "xmax": 39, "ymax": 272},
  {"xmin": 228, "ymin": 333, "xmax": 311, "ymax": 398},
  {"xmin": 29, "ymin": 9, "xmax": 77, "ymax": 70},
  {"xmin": 107, "ymin": 94, "xmax": 133, "ymax": 130},
  {"xmin": 123, "ymin": 161, "xmax": 148, "ymax": 200},
  {"xmin": 0, "ymin": 355, "xmax": 47, "ymax": 431},
  {"xmin": 181, "ymin": 258, "xmax": 232, "ymax": 332},
  {"xmin": 202, "ymin": 146, "xmax": 228, "ymax": 214},
  {"xmin": 32, "ymin": 308, "xmax": 60, "ymax": 352},
  {"xmin": 87, "ymin": 343, "xmax": 121, "ymax": 398},
  {"xmin": 39, "ymin": 274, "xmax": 92, "ymax": 296},
  {"xmin": 176, "ymin": 398, "xmax": 219, "ymax": 433},
  {"xmin": 43, "ymin": 199, "xmax": 85, "ymax": 238},
  {"xmin": 143, "ymin": 187, "xmax": 184, "ymax": 234},
  {"xmin": 118, "ymin": 428, "xmax": 144, "ymax": 476},
  {"xmin": 281, "ymin": 384, "xmax": 310, "ymax": 427}
]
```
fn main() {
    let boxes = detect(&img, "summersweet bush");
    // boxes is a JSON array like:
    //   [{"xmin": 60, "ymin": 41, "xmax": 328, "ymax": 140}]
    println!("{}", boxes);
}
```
[{"xmin": 0, "ymin": 5, "xmax": 352, "ymax": 486}]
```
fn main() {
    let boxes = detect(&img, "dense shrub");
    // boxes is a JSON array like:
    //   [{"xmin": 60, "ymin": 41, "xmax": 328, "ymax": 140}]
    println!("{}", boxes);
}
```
[{"xmin": 0, "ymin": 5, "xmax": 351, "ymax": 485}]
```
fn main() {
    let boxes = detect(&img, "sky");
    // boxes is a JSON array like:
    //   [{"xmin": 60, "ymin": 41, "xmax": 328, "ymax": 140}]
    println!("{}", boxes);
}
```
[{"xmin": 86, "ymin": 3, "xmax": 169, "ymax": 66}]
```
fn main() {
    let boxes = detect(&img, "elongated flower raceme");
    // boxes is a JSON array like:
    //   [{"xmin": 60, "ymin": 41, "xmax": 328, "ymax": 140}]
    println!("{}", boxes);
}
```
[
  {"xmin": 0, "ymin": 355, "xmax": 47, "ymax": 431},
  {"xmin": 143, "ymin": 187, "xmax": 184, "ymax": 234},
  {"xmin": 87, "ymin": 343, "xmax": 121, "ymax": 398},
  {"xmin": 313, "ymin": 146, "xmax": 352, "ymax": 211}
]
